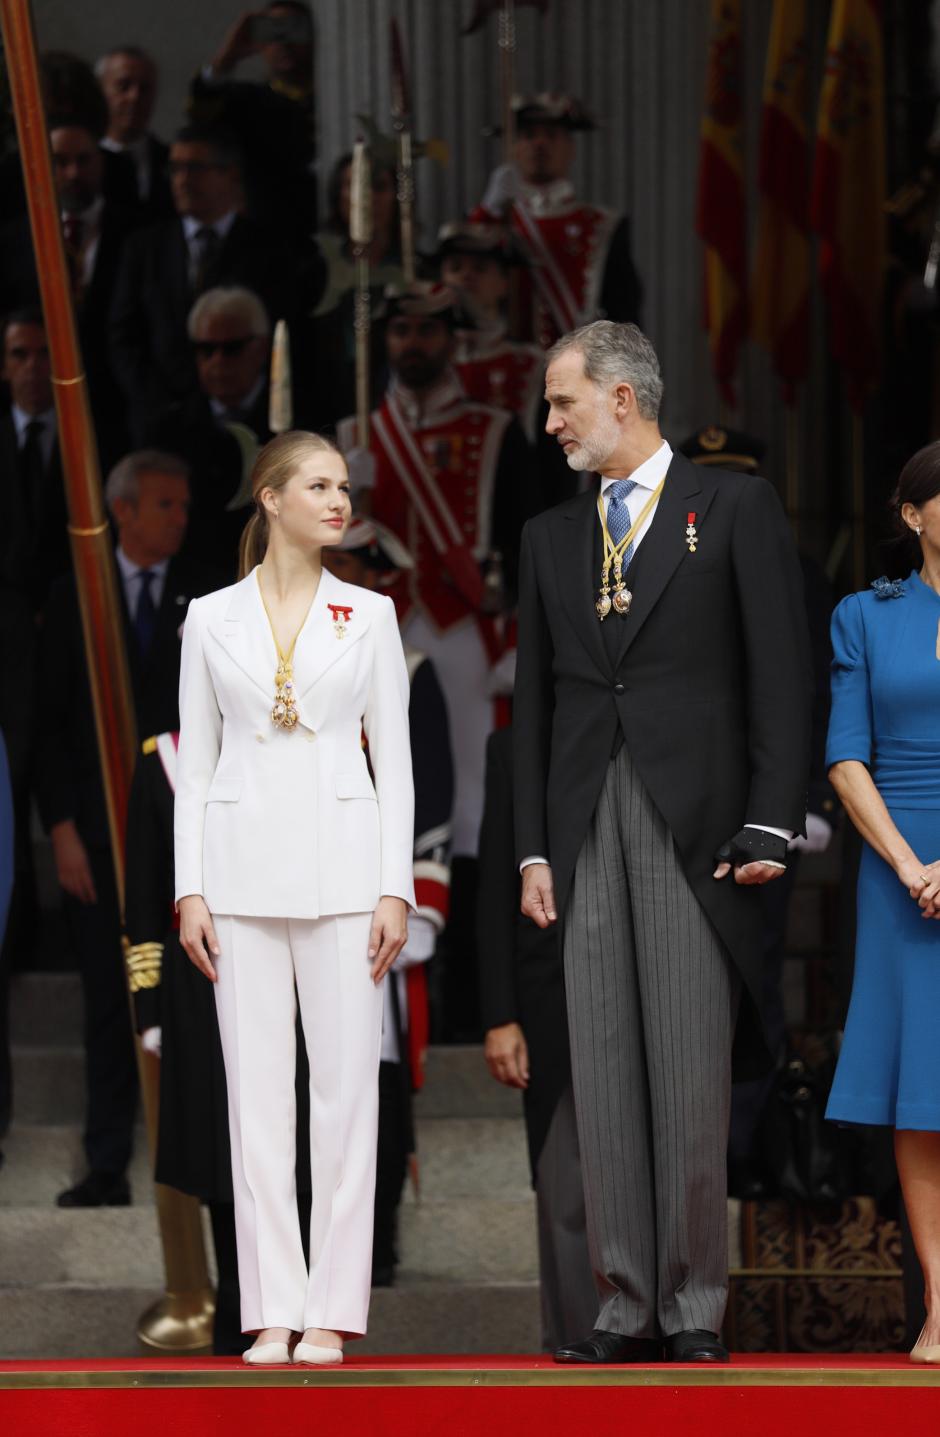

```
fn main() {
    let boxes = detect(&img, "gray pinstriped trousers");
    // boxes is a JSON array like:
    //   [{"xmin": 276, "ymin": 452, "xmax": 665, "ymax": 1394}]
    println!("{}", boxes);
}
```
[{"xmin": 563, "ymin": 745, "xmax": 740, "ymax": 1339}]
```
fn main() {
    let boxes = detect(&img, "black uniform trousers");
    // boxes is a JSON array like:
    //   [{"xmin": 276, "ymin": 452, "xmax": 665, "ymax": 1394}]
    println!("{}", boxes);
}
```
[{"xmin": 64, "ymin": 844, "xmax": 138, "ymax": 1176}]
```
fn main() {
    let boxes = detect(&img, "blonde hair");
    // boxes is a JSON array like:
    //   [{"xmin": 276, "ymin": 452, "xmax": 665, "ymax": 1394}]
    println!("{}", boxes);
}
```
[{"xmin": 237, "ymin": 430, "xmax": 344, "ymax": 579}]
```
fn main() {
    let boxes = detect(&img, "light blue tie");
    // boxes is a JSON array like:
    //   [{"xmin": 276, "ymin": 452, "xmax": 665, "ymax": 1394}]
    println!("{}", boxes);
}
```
[{"xmin": 606, "ymin": 479, "xmax": 638, "ymax": 567}]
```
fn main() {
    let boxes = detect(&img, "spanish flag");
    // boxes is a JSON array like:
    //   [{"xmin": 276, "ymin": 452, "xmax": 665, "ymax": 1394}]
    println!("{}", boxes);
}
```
[
  {"xmin": 751, "ymin": 0, "xmax": 811, "ymax": 406},
  {"xmin": 811, "ymin": 0, "xmax": 885, "ymax": 412},
  {"xmin": 696, "ymin": 0, "xmax": 747, "ymax": 409}
]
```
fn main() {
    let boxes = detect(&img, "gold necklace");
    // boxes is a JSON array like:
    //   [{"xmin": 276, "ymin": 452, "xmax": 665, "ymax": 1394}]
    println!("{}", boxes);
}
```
[
  {"xmin": 256, "ymin": 571, "xmax": 315, "ymax": 730},
  {"xmin": 595, "ymin": 479, "xmax": 666, "ymax": 619}
]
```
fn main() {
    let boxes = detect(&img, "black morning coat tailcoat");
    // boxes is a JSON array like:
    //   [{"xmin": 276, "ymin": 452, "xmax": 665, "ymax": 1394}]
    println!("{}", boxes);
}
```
[
  {"xmin": 477, "ymin": 726, "xmax": 570, "ymax": 1183},
  {"xmin": 512, "ymin": 453, "xmax": 813, "ymax": 1078},
  {"xmin": 126, "ymin": 743, "xmax": 234, "ymax": 1202}
]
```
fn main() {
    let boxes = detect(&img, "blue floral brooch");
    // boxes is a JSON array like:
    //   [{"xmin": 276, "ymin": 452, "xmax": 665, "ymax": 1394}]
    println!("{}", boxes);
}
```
[{"xmin": 871, "ymin": 576, "xmax": 905, "ymax": 600}]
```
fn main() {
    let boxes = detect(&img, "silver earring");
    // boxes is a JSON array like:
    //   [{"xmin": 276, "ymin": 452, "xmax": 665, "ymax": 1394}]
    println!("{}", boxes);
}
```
[{"xmin": 915, "ymin": 524, "xmax": 923, "ymax": 535}]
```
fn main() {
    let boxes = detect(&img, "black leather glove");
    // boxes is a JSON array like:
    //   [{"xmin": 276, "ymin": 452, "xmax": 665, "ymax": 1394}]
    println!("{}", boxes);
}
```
[{"xmin": 714, "ymin": 827, "xmax": 788, "ymax": 869}]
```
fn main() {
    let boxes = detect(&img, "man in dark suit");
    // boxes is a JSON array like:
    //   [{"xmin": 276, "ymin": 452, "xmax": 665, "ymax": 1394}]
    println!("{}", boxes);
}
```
[
  {"xmin": 109, "ymin": 125, "xmax": 291, "ymax": 437},
  {"xmin": 96, "ymin": 45, "xmax": 173, "ymax": 221},
  {"xmin": 514, "ymin": 321, "xmax": 811, "ymax": 1365},
  {"xmin": 478, "ymin": 725, "xmax": 595, "ymax": 1352},
  {"xmin": 0, "ymin": 309, "xmax": 70, "ymax": 611},
  {"xmin": 145, "ymin": 284, "xmax": 275, "ymax": 578},
  {"xmin": 0, "ymin": 121, "xmax": 137, "ymax": 469},
  {"xmin": 37, "ymin": 450, "xmax": 221, "ymax": 1207}
]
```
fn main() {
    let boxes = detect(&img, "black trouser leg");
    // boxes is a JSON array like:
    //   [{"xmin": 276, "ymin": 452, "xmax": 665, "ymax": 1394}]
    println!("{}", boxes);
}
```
[
  {"xmin": 208, "ymin": 1199, "xmax": 243, "ymax": 1353},
  {"xmin": 435, "ymin": 855, "xmax": 482, "ymax": 1041},
  {"xmin": 373, "ymin": 1060, "xmax": 410, "ymax": 1276},
  {"xmin": 64, "ymin": 844, "xmax": 137, "ymax": 1177}
]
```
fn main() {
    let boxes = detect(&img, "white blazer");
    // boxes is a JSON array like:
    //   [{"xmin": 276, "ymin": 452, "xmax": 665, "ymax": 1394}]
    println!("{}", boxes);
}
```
[{"xmin": 174, "ymin": 566, "xmax": 416, "ymax": 919}]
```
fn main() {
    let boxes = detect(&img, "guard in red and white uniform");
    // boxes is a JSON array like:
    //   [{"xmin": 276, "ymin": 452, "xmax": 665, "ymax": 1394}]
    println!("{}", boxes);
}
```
[
  {"xmin": 338, "ymin": 283, "xmax": 533, "ymax": 864},
  {"xmin": 434, "ymin": 220, "xmax": 545, "ymax": 442},
  {"xmin": 474, "ymin": 93, "xmax": 643, "ymax": 349}
]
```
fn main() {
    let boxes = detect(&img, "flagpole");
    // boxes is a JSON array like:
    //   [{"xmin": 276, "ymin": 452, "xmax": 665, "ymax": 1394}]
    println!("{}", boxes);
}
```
[{"xmin": 0, "ymin": 0, "xmax": 213, "ymax": 1354}]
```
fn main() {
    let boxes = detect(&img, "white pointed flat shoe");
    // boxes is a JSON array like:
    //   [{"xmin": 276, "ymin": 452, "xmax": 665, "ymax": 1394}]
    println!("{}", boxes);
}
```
[
  {"xmin": 292, "ymin": 1342, "xmax": 343, "ymax": 1366},
  {"xmin": 242, "ymin": 1341, "xmax": 291, "ymax": 1365}
]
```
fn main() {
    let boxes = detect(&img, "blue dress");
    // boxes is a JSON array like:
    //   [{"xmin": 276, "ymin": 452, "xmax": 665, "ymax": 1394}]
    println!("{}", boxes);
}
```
[{"xmin": 825, "ymin": 571, "xmax": 940, "ymax": 1129}]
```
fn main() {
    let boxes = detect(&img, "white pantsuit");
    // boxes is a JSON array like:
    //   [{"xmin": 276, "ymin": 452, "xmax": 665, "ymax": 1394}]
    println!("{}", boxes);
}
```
[{"xmin": 175, "ymin": 566, "xmax": 415, "ymax": 1337}]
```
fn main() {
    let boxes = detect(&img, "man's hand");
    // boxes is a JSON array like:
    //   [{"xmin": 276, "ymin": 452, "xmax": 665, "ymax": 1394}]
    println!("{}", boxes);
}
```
[
  {"xmin": 178, "ymin": 895, "xmax": 220, "ymax": 981},
  {"xmin": 210, "ymin": 11, "xmax": 261, "ymax": 74},
  {"xmin": 50, "ymin": 819, "xmax": 97, "ymax": 904},
  {"xmin": 713, "ymin": 860, "xmax": 786, "ymax": 886},
  {"xmin": 521, "ymin": 862, "xmax": 557, "ymax": 928},
  {"xmin": 484, "ymin": 1022, "xmax": 530, "ymax": 1089},
  {"xmin": 714, "ymin": 827, "xmax": 787, "ymax": 885}
]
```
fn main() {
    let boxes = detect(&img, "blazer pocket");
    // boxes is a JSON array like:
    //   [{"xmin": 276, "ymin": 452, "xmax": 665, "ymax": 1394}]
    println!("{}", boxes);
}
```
[
  {"xmin": 206, "ymin": 776, "xmax": 242, "ymax": 802},
  {"xmin": 335, "ymin": 771, "xmax": 377, "ymax": 800}
]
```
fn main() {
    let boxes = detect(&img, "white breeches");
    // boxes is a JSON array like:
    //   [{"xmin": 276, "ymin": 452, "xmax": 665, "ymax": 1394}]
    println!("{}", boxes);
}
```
[
  {"xmin": 212, "ymin": 913, "xmax": 382, "ymax": 1336},
  {"xmin": 401, "ymin": 613, "xmax": 492, "ymax": 856}
]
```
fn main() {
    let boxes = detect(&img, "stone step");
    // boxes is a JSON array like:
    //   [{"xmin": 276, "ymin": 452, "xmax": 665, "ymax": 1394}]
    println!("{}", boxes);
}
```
[
  {"xmin": 10, "ymin": 971, "xmax": 515, "ymax": 1122},
  {"xmin": 11, "ymin": 1042, "xmax": 519, "ymax": 1126},
  {"xmin": 1, "ymin": 1116, "xmax": 531, "ymax": 1208},
  {"xmin": 0, "ymin": 1279, "xmax": 541, "ymax": 1359},
  {"xmin": 9, "ymin": 970, "xmax": 82, "ymax": 1047},
  {"xmin": 0, "ymin": 1195, "xmax": 538, "ymax": 1288}
]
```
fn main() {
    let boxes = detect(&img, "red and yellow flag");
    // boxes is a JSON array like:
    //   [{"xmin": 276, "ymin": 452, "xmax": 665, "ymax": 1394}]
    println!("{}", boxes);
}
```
[
  {"xmin": 811, "ymin": 0, "xmax": 885, "ymax": 412},
  {"xmin": 696, "ymin": 0, "xmax": 747, "ymax": 409},
  {"xmin": 751, "ymin": 0, "xmax": 811, "ymax": 406}
]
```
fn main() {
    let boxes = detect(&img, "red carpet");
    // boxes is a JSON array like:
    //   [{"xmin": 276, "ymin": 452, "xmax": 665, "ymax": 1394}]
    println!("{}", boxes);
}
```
[{"xmin": 1, "ymin": 1356, "xmax": 938, "ymax": 1437}]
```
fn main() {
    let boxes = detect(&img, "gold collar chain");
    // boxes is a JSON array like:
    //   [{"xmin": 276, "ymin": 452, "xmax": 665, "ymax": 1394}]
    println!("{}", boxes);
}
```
[
  {"xmin": 595, "ymin": 478, "xmax": 665, "ymax": 620},
  {"xmin": 257, "ymin": 570, "xmax": 315, "ymax": 730}
]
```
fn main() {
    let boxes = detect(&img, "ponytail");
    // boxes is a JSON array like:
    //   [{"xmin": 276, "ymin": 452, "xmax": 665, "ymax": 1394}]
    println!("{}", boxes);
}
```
[{"xmin": 237, "ymin": 508, "xmax": 269, "ymax": 579}]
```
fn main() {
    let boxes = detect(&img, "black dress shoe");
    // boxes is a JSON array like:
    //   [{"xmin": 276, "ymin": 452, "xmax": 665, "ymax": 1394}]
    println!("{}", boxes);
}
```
[
  {"xmin": 56, "ymin": 1171, "xmax": 131, "ymax": 1208},
  {"xmin": 554, "ymin": 1330, "xmax": 663, "ymax": 1364},
  {"xmin": 666, "ymin": 1329, "xmax": 729, "ymax": 1363}
]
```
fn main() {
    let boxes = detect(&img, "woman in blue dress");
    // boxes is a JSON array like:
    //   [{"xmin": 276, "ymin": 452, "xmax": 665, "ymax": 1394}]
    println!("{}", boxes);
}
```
[{"xmin": 826, "ymin": 441, "xmax": 940, "ymax": 1363}]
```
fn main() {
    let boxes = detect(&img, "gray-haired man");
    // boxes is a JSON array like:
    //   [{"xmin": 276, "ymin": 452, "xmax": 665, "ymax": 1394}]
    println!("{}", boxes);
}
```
[
  {"xmin": 513, "ymin": 321, "xmax": 811, "ymax": 1363},
  {"xmin": 36, "ymin": 451, "xmax": 220, "ymax": 1208}
]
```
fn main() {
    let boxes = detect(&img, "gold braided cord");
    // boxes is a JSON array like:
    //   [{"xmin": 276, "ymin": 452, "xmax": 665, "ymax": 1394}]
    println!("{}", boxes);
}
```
[
  {"xmin": 67, "ymin": 521, "xmax": 109, "ymax": 536},
  {"xmin": 126, "ymin": 941, "xmax": 164, "ymax": 992}
]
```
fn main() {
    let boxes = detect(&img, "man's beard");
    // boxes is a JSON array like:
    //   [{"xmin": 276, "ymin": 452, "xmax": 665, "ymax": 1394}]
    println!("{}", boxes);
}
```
[{"xmin": 562, "ymin": 410, "xmax": 619, "ymax": 471}]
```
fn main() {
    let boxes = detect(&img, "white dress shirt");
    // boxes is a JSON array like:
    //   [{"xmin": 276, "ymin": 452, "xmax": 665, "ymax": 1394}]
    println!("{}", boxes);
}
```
[{"xmin": 115, "ymin": 546, "xmax": 169, "ymax": 619}]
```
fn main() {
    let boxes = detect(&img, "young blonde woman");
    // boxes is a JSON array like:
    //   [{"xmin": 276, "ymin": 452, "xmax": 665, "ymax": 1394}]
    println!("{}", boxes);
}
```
[{"xmin": 175, "ymin": 432, "xmax": 415, "ymax": 1366}]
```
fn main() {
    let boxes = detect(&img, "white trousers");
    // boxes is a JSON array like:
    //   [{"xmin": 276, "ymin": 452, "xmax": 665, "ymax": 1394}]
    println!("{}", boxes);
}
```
[{"xmin": 212, "ymin": 913, "xmax": 382, "ymax": 1336}]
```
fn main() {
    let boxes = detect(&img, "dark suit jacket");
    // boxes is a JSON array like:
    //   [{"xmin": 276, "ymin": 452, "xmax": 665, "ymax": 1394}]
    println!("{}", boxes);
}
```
[
  {"xmin": 103, "ymin": 135, "xmax": 173, "ymax": 222},
  {"xmin": 513, "ymin": 454, "xmax": 812, "ymax": 1076},
  {"xmin": 36, "ymin": 553, "xmax": 222, "ymax": 847},
  {"xmin": 109, "ymin": 215, "xmax": 292, "ymax": 435},
  {"xmin": 477, "ymin": 727, "xmax": 570, "ymax": 1183},
  {"xmin": 0, "ymin": 413, "xmax": 70, "ymax": 613},
  {"xmin": 0, "ymin": 203, "xmax": 138, "ymax": 468}
]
